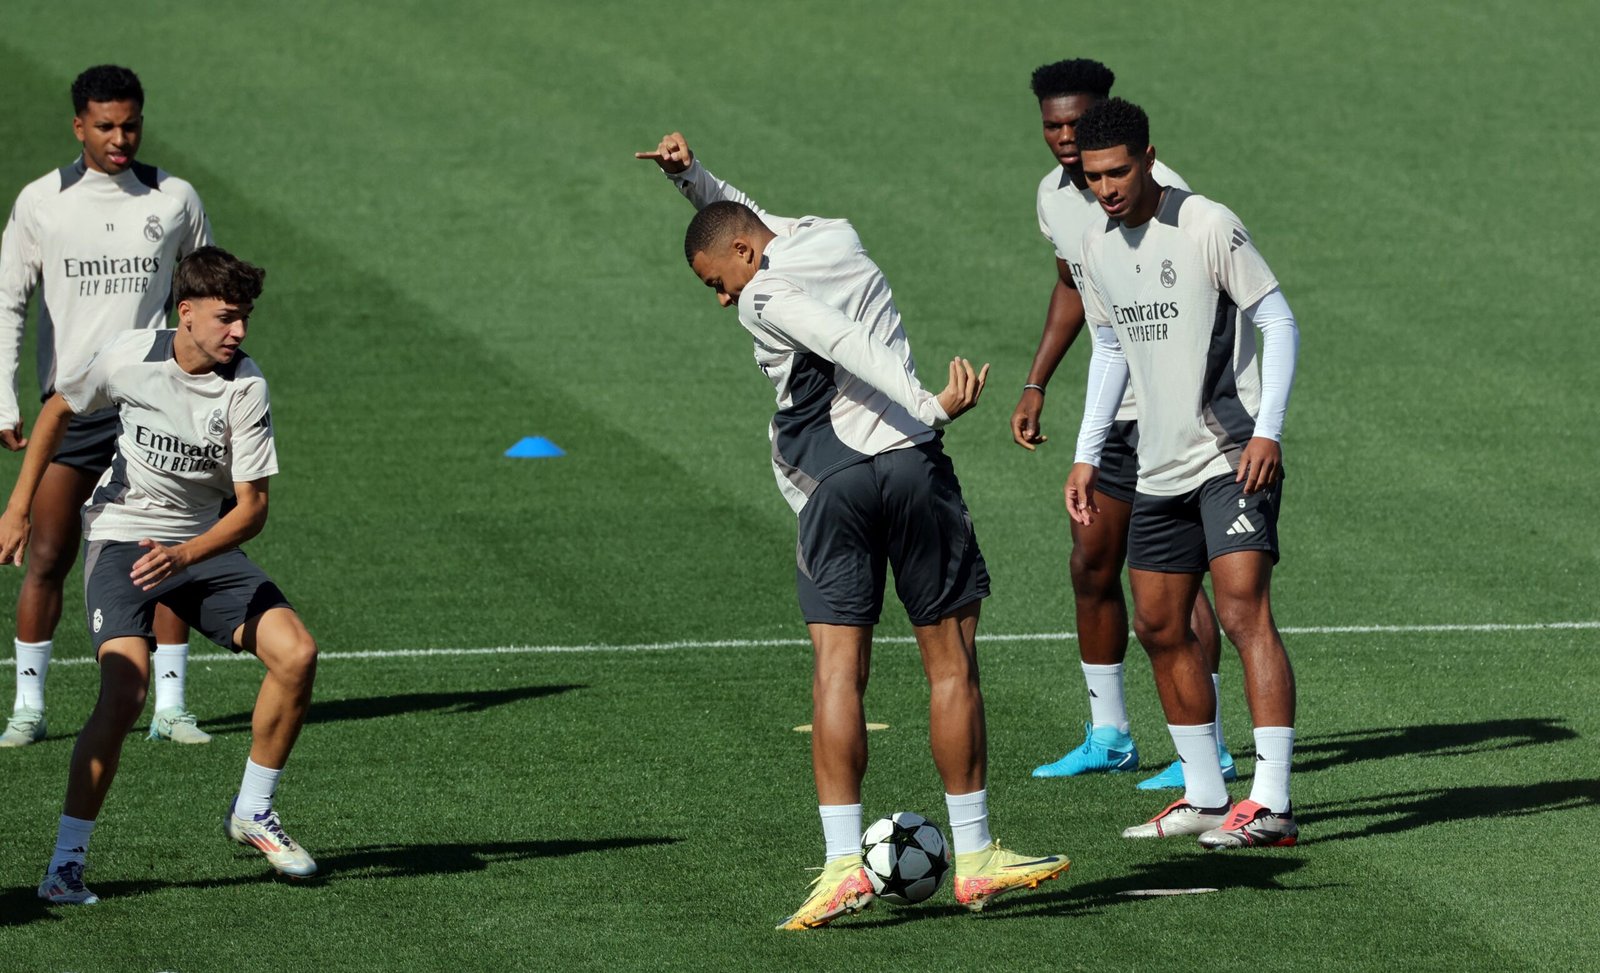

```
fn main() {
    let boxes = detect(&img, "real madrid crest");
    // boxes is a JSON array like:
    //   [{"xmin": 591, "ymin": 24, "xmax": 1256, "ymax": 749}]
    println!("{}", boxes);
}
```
[
  {"xmin": 1160, "ymin": 259, "xmax": 1177, "ymax": 289},
  {"xmin": 206, "ymin": 408, "xmax": 225, "ymax": 440},
  {"xmin": 144, "ymin": 215, "xmax": 164, "ymax": 242}
]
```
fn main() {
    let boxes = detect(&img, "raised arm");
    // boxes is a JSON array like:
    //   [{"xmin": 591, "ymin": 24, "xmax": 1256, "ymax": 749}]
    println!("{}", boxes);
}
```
[{"xmin": 635, "ymin": 131, "xmax": 797, "ymax": 233}]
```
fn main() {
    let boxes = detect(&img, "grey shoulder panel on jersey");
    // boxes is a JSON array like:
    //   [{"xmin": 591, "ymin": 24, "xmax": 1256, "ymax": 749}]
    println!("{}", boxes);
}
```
[
  {"xmin": 129, "ymin": 162, "xmax": 161, "ymax": 191},
  {"xmin": 58, "ymin": 158, "xmax": 89, "ymax": 192},
  {"xmin": 143, "ymin": 330, "xmax": 177, "ymax": 362},
  {"xmin": 1156, "ymin": 187, "xmax": 1192, "ymax": 227}
]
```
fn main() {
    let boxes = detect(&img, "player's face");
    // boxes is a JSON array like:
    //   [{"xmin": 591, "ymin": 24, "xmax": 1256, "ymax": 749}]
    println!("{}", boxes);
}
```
[
  {"xmin": 73, "ymin": 100, "xmax": 143, "ymax": 175},
  {"xmin": 180, "ymin": 297, "xmax": 252, "ymax": 367},
  {"xmin": 1081, "ymin": 144, "xmax": 1156, "ymax": 223},
  {"xmin": 1039, "ymin": 94, "xmax": 1098, "ymax": 170},
  {"xmin": 690, "ymin": 241, "xmax": 759, "ymax": 309}
]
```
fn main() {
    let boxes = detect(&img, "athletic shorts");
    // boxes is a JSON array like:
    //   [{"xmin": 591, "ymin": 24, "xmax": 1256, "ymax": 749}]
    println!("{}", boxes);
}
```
[
  {"xmin": 1095, "ymin": 420, "xmax": 1140, "ymax": 504},
  {"xmin": 795, "ymin": 439, "xmax": 990, "ymax": 626},
  {"xmin": 51, "ymin": 406, "xmax": 119, "ymax": 474},
  {"xmin": 1126, "ymin": 472, "xmax": 1282, "ymax": 574},
  {"xmin": 83, "ymin": 540, "xmax": 292, "ymax": 654}
]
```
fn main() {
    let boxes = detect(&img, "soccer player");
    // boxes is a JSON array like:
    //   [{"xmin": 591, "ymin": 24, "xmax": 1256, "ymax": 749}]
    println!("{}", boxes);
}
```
[
  {"xmin": 0, "ymin": 65, "xmax": 214, "ymax": 747},
  {"xmin": 637, "ymin": 132, "xmax": 1069, "ymax": 927},
  {"xmin": 1012, "ymin": 59, "xmax": 1234, "ymax": 790},
  {"xmin": 0, "ymin": 246, "xmax": 320, "ymax": 903},
  {"xmin": 1065, "ymin": 98, "xmax": 1300, "ymax": 848}
]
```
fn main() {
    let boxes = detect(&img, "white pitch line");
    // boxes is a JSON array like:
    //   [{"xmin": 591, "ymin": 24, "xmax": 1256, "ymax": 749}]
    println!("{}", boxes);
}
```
[{"xmin": 2, "ymin": 620, "xmax": 1596, "ymax": 668}]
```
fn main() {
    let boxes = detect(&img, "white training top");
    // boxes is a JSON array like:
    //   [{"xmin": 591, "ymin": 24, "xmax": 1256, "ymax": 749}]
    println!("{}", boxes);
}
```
[
  {"xmin": 1036, "ymin": 158, "xmax": 1189, "ymax": 422},
  {"xmin": 57, "ymin": 329, "xmax": 276, "ymax": 543},
  {"xmin": 1074, "ymin": 188, "xmax": 1284, "ymax": 496},
  {"xmin": 0, "ymin": 158, "xmax": 212, "ymax": 429},
  {"xmin": 665, "ymin": 160, "xmax": 948, "ymax": 514}
]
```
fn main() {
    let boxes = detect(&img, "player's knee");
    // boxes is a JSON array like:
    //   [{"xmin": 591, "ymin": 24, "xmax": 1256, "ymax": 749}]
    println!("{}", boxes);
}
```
[
  {"xmin": 96, "ymin": 674, "xmax": 147, "ymax": 725},
  {"xmin": 23, "ymin": 534, "xmax": 77, "ymax": 585},
  {"xmin": 1132, "ymin": 612, "xmax": 1185, "ymax": 653},
  {"xmin": 1214, "ymin": 599, "xmax": 1270, "ymax": 648},
  {"xmin": 1069, "ymin": 543, "xmax": 1121, "ymax": 597},
  {"xmin": 274, "ymin": 633, "xmax": 319, "ymax": 690}
]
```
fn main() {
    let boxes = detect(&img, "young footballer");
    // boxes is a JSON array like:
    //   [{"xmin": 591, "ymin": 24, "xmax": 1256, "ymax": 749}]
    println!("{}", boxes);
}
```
[
  {"xmin": 1, "ymin": 247, "xmax": 320, "ymax": 903},
  {"xmin": 0, "ymin": 65, "xmax": 213, "ymax": 747}
]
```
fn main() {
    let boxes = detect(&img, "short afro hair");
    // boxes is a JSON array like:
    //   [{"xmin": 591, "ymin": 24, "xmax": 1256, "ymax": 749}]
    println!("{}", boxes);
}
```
[
  {"xmin": 1030, "ymin": 59, "xmax": 1115, "ymax": 101},
  {"xmin": 174, "ymin": 246, "xmax": 266, "ymax": 306},
  {"xmin": 71, "ymin": 65, "xmax": 144, "ymax": 114},
  {"xmin": 684, "ymin": 200, "xmax": 765, "ymax": 264},
  {"xmin": 1075, "ymin": 97, "xmax": 1150, "ymax": 155}
]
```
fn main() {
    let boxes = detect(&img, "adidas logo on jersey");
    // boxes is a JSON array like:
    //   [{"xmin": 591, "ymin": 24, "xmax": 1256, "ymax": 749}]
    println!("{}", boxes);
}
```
[
  {"xmin": 1230, "ymin": 228, "xmax": 1250, "ymax": 252},
  {"xmin": 1225, "ymin": 514, "xmax": 1257, "ymax": 536}
]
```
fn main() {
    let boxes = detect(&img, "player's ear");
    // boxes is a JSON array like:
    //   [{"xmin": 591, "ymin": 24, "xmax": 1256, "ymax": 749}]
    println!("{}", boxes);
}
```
[
  {"xmin": 1144, "ymin": 144, "xmax": 1156, "ymax": 172},
  {"xmin": 72, "ymin": 115, "xmax": 87, "ymax": 143}
]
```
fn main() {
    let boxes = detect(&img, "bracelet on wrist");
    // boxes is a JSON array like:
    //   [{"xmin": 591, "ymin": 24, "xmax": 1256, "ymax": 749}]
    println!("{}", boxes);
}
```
[{"xmin": 1023, "ymin": 383, "xmax": 1046, "ymax": 395}]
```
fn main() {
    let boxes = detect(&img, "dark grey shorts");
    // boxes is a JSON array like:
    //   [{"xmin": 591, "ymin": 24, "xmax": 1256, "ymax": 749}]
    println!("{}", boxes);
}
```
[
  {"xmin": 83, "ymin": 540, "xmax": 292, "ymax": 653},
  {"xmin": 795, "ymin": 439, "xmax": 990, "ymax": 627},
  {"xmin": 1096, "ymin": 420, "xmax": 1140, "ymax": 504},
  {"xmin": 51, "ymin": 406, "xmax": 119, "ymax": 474},
  {"xmin": 1127, "ymin": 473, "xmax": 1282, "ymax": 574}
]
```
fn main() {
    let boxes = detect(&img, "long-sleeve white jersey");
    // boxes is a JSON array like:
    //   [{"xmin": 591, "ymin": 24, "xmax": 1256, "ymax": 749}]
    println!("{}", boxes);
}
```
[
  {"xmin": 1036, "ymin": 158, "xmax": 1189, "ymax": 421},
  {"xmin": 664, "ymin": 160, "xmax": 949, "ymax": 514},
  {"xmin": 1074, "ymin": 188, "xmax": 1291, "ymax": 496},
  {"xmin": 0, "ymin": 158, "xmax": 213, "ymax": 429}
]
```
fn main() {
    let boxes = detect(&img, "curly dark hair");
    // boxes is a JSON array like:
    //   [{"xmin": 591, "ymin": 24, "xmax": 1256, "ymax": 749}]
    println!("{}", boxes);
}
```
[
  {"xmin": 1030, "ymin": 59, "xmax": 1115, "ymax": 101},
  {"xmin": 683, "ymin": 200, "xmax": 765, "ymax": 264},
  {"xmin": 1075, "ymin": 97, "xmax": 1150, "ymax": 155},
  {"xmin": 71, "ymin": 65, "xmax": 144, "ymax": 114},
  {"xmin": 175, "ymin": 247, "xmax": 266, "ymax": 305}
]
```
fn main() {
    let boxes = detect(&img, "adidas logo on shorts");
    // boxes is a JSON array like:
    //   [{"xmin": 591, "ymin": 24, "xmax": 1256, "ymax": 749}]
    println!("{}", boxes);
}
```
[{"xmin": 1225, "ymin": 514, "xmax": 1257, "ymax": 536}]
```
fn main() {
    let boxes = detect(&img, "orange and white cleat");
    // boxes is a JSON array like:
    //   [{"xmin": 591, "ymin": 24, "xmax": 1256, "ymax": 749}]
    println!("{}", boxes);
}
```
[
  {"xmin": 1121, "ymin": 799, "xmax": 1231, "ymax": 839},
  {"xmin": 952, "ymin": 841, "xmax": 1070, "ymax": 912},
  {"xmin": 226, "ymin": 802, "xmax": 318, "ymax": 878},
  {"xmin": 1199, "ymin": 799, "xmax": 1299, "ymax": 849},
  {"xmin": 776, "ymin": 855, "xmax": 876, "ymax": 930}
]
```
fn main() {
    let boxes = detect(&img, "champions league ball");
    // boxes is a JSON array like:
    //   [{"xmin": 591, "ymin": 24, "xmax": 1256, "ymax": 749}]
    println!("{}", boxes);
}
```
[{"xmin": 861, "ymin": 811, "xmax": 950, "ymax": 905}]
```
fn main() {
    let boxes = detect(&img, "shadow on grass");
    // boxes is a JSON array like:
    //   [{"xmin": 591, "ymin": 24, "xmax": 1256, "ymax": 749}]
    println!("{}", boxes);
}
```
[
  {"xmin": 194, "ymin": 684, "xmax": 586, "ymax": 735},
  {"xmin": 844, "ymin": 854, "xmax": 1312, "ymax": 928},
  {"xmin": 0, "ymin": 835, "xmax": 677, "ymax": 928},
  {"xmin": 1295, "ymin": 717, "xmax": 1576, "ymax": 772},
  {"xmin": 1303, "ymin": 778, "xmax": 1600, "ymax": 842}
]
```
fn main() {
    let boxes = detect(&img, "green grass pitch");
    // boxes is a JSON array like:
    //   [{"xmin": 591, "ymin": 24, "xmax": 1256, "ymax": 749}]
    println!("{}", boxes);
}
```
[{"xmin": 1, "ymin": 1, "xmax": 1597, "ymax": 970}]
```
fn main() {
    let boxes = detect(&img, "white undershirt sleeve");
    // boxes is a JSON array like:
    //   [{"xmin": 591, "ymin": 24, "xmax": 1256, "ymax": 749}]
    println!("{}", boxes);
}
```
[
  {"xmin": 1073, "ymin": 325, "xmax": 1129, "ymax": 466},
  {"xmin": 1245, "ymin": 287, "xmax": 1299, "ymax": 442},
  {"xmin": 0, "ymin": 192, "xmax": 42, "ymax": 429},
  {"xmin": 666, "ymin": 160, "xmax": 798, "ymax": 234}
]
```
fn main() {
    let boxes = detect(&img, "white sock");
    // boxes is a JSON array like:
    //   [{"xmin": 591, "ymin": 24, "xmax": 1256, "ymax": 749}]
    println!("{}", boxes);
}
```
[
  {"xmin": 1212, "ymin": 673, "xmax": 1225, "ymax": 752},
  {"xmin": 236, "ymin": 759, "xmax": 283, "ymax": 818},
  {"xmin": 819, "ymin": 804, "xmax": 863, "ymax": 862},
  {"xmin": 1249, "ymin": 726, "xmax": 1296, "ymax": 813},
  {"xmin": 1081, "ymin": 662, "xmax": 1129, "ymax": 733},
  {"xmin": 944, "ymin": 788, "xmax": 992, "ymax": 856},
  {"xmin": 49, "ymin": 814, "xmax": 96, "ymax": 871},
  {"xmin": 1169, "ymin": 723, "xmax": 1229, "ymax": 809},
  {"xmin": 14, "ymin": 639, "xmax": 51, "ymax": 711},
  {"xmin": 152, "ymin": 643, "xmax": 189, "ymax": 712}
]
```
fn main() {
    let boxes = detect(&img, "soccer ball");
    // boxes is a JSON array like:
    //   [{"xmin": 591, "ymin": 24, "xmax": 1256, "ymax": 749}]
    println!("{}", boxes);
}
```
[{"xmin": 861, "ymin": 811, "xmax": 950, "ymax": 905}]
